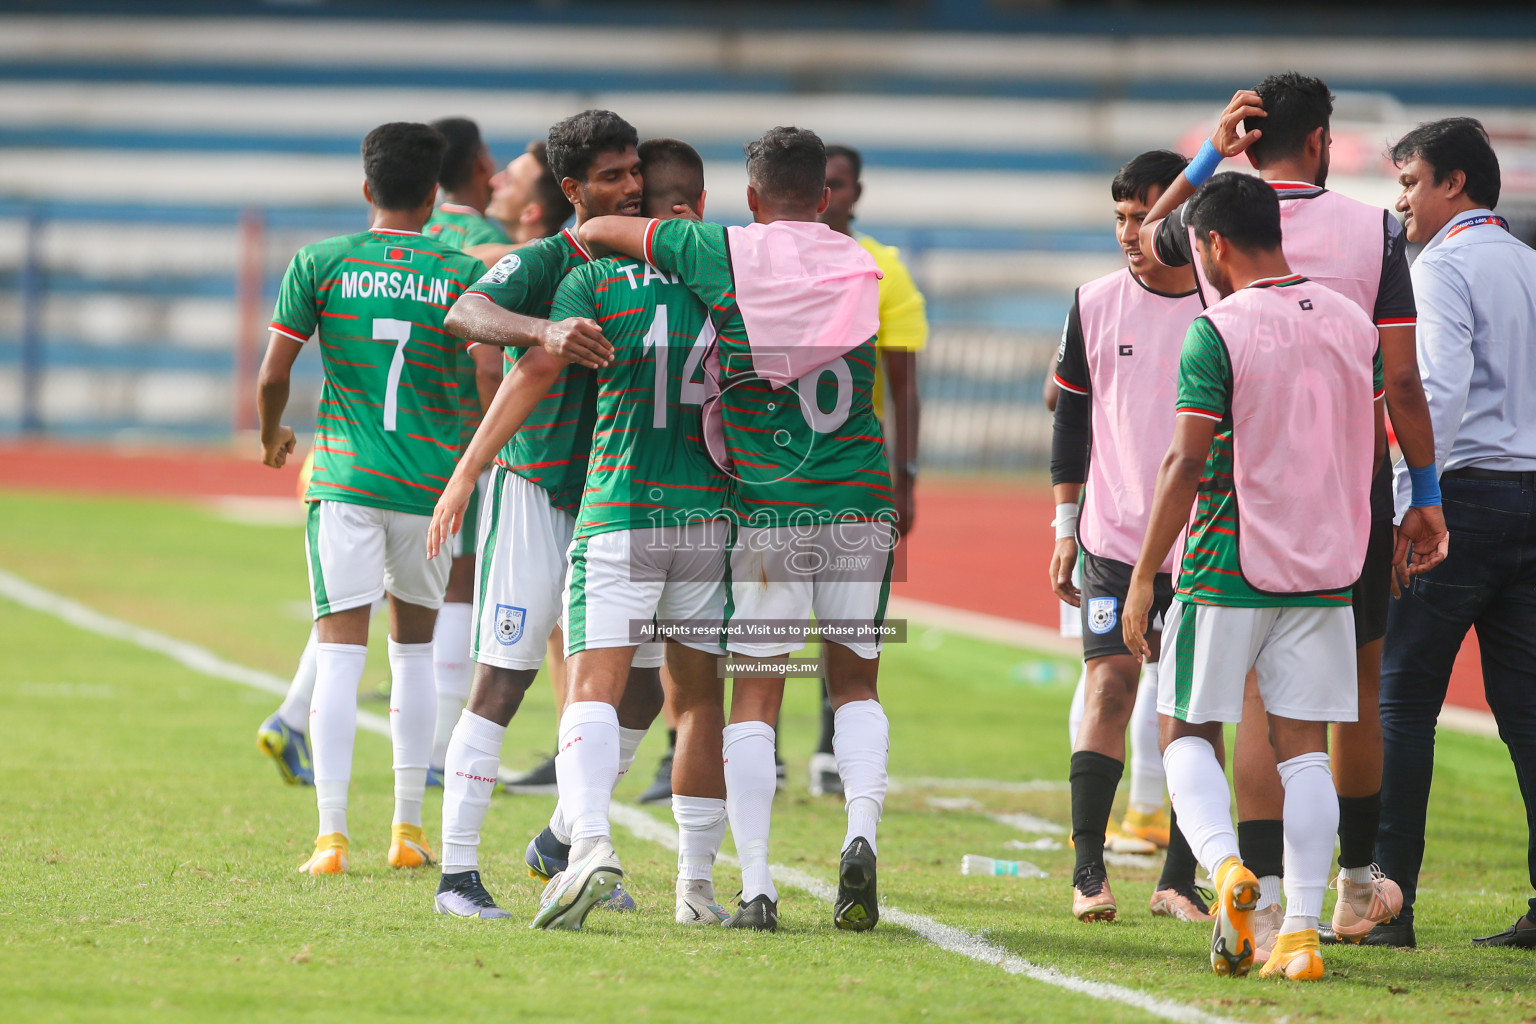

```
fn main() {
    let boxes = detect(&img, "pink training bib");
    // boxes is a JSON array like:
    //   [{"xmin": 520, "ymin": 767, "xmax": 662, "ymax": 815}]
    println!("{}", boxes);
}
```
[
  {"xmin": 723, "ymin": 221, "xmax": 882, "ymax": 386},
  {"xmin": 1201, "ymin": 278, "xmax": 1377, "ymax": 594},
  {"xmin": 697, "ymin": 221, "xmax": 881, "ymax": 473},
  {"xmin": 1076, "ymin": 269, "xmax": 1203, "ymax": 571},
  {"xmin": 1189, "ymin": 185, "xmax": 1389, "ymax": 323}
]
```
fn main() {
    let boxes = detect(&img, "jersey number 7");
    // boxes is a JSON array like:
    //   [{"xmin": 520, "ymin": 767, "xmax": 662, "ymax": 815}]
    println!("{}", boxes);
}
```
[{"xmin": 373, "ymin": 317, "xmax": 412, "ymax": 432}]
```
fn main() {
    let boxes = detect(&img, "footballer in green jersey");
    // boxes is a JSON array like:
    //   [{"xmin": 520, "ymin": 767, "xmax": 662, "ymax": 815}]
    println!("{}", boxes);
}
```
[
  {"xmin": 268, "ymin": 224, "xmax": 481, "ymax": 516},
  {"xmin": 257, "ymin": 121, "xmax": 476, "ymax": 878},
  {"xmin": 461, "ymin": 228, "xmax": 600, "ymax": 513},
  {"xmin": 580, "ymin": 128, "xmax": 894, "ymax": 935},
  {"xmin": 549, "ymin": 254, "xmax": 730, "ymax": 538},
  {"xmin": 641, "ymin": 213, "xmax": 894, "ymax": 528},
  {"xmin": 433, "ymin": 111, "xmax": 675, "ymax": 928}
]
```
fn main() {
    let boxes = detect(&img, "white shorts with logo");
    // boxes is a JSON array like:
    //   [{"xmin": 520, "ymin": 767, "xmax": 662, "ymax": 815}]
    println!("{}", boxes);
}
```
[
  {"xmin": 726, "ymin": 521, "xmax": 896, "ymax": 660},
  {"xmin": 305, "ymin": 499, "xmax": 451, "ymax": 618},
  {"xmin": 1157, "ymin": 600, "xmax": 1358, "ymax": 725},
  {"xmin": 564, "ymin": 522, "xmax": 727, "ymax": 661},
  {"xmin": 472, "ymin": 466, "xmax": 575, "ymax": 671}
]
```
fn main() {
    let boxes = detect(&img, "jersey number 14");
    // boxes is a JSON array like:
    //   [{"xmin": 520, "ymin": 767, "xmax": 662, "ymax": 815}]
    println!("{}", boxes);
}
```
[{"xmin": 641, "ymin": 305, "xmax": 853, "ymax": 433}]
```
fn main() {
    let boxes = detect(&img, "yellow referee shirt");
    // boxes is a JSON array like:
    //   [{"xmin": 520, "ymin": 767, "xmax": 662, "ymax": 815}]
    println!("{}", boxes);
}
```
[{"xmin": 858, "ymin": 234, "xmax": 928, "ymax": 421}]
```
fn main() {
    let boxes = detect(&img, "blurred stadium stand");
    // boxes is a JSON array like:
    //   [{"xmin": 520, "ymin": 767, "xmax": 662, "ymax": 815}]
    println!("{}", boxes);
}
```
[{"xmin": 2, "ymin": 3, "xmax": 1535, "ymax": 470}]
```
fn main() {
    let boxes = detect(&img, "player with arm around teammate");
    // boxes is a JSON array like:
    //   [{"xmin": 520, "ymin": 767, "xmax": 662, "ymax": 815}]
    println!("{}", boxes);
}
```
[
  {"xmin": 1124, "ymin": 172, "xmax": 1396, "ymax": 981},
  {"xmin": 583, "ymin": 127, "xmax": 894, "ymax": 934},
  {"xmin": 432, "ymin": 139, "xmax": 735, "ymax": 930},
  {"xmin": 256, "ymin": 122, "xmax": 486, "ymax": 875},
  {"xmin": 1138, "ymin": 73, "xmax": 1448, "ymax": 956},
  {"xmin": 428, "ymin": 111, "xmax": 665, "ymax": 919}
]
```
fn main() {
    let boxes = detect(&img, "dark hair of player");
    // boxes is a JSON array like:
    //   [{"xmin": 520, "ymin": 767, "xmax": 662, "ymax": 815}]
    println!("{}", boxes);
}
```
[
  {"xmin": 638, "ymin": 138, "xmax": 705, "ymax": 218},
  {"xmin": 1111, "ymin": 150, "xmax": 1190, "ymax": 204},
  {"xmin": 547, "ymin": 110, "xmax": 639, "ymax": 184},
  {"xmin": 430, "ymin": 117, "xmax": 484, "ymax": 193},
  {"xmin": 361, "ymin": 122, "xmax": 447, "ymax": 211},
  {"xmin": 825, "ymin": 143, "xmax": 863, "ymax": 182},
  {"xmin": 1390, "ymin": 117, "xmax": 1501, "ymax": 210},
  {"xmin": 526, "ymin": 140, "xmax": 575, "ymax": 234},
  {"xmin": 745, "ymin": 126, "xmax": 827, "ymax": 205},
  {"xmin": 1186, "ymin": 172, "xmax": 1283, "ymax": 252},
  {"xmin": 1242, "ymin": 72, "xmax": 1333, "ymax": 167}
]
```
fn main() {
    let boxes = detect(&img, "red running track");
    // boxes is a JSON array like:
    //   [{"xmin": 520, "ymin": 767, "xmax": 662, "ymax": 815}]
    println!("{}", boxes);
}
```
[{"xmin": 0, "ymin": 443, "xmax": 1489, "ymax": 712}]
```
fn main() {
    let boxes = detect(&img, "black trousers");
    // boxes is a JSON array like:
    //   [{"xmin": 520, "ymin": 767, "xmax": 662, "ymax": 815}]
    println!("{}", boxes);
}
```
[{"xmin": 1377, "ymin": 472, "xmax": 1536, "ymax": 924}]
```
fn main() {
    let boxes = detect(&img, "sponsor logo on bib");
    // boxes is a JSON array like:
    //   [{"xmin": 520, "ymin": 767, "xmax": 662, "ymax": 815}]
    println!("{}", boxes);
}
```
[
  {"xmin": 494, "ymin": 604, "xmax": 527, "ymax": 645},
  {"xmin": 1087, "ymin": 596, "xmax": 1118, "ymax": 635}
]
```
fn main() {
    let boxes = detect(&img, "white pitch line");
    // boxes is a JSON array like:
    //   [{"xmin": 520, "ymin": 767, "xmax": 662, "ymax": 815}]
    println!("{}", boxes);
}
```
[
  {"xmin": 611, "ymin": 804, "xmax": 1228, "ymax": 1024},
  {"xmin": 2, "ymin": 566, "xmax": 1233, "ymax": 1024}
]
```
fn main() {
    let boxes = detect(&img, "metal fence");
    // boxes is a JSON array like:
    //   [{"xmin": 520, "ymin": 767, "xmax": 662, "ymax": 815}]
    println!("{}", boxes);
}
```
[{"xmin": 0, "ymin": 199, "xmax": 1062, "ymax": 471}]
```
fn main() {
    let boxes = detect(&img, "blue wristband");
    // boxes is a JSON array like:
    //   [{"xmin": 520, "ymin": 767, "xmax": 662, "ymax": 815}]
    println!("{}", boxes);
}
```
[
  {"xmin": 1408, "ymin": 463, "xmax": 1442, "ymax": 507},
  {"xmin": 1184, "ymin": 139, "xmax": 1222, "ymax": 187}
]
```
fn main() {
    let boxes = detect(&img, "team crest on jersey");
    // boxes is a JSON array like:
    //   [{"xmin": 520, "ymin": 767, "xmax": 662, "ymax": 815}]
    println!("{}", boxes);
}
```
[
  {"xmin": 486, "ymin": 253, "xmax": 521, "ymax": 285},
  {"xmin": 494, "ymin": 604, "xmax": 527, "ymax": 645},
  {"xmin": 384, "ymin": 246, "xmax": 414, "ymax": 264},
  {"xmin": 1087, "ymin": 596, "xmax": 1119, "ymax": 635}
]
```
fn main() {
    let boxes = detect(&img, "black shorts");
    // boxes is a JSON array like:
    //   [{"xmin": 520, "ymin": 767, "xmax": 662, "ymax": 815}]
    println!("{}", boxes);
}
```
[
  {"xmin": 1080, "ymin": 550, "xmax": 1174, "ymax": 661},
  {"xmin": 1351, "ymin": 518, "xmax": 1395, "ymax": 648}
]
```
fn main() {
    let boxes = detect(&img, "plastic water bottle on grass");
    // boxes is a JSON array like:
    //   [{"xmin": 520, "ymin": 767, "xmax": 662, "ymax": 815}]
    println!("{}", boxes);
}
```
[{"xmin": 961, "ymin": 855, "xmax": 1047, "ymax": 878}]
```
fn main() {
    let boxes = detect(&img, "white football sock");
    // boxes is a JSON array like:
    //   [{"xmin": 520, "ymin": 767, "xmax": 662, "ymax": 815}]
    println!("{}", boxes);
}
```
[
  {"xmin": 672, "ymin": 794, "xmax": 728, "ymax": 882},
  {"xmin": 555, "ymin": 701, "xmax": 620, "ymax": 844},
  {"xmin": 617, "ymin": 726, "xmax": 647, "ymax": 781},
  {"xmin": 430, "ymin": 603, "xmax": 473, "ymax": 772},
  {"xmin": 387, "ymin": 638, "xmax": 435, "ymax": 828},
  {"xmin": 1341, "ymin": 864, "xmax": 1374, "ymax": 884},
  {"xmin": 1127, "ymin": 660, "xmax": 1165, "ymax": 811},
  {"xmin": 440, "ymin": 710, "xmax": 506, "ymax": 872},
  {"xmin": 277, "ymin": 626, "xmax": 319, "ymax": 733},
  {"xmin": 547, "ymin": 725, "xmax": 648, "ymax": 845},
  {"xmin": 1067, "ymin": 664, "xmax": 1087, "ymax": 746},
  {"xmin": 724, "ymin": 720, "xmax": 778, "ymax": 902},
  {"xmin": 1259, "ymin": 875, "xmax": 1283, "ymax": 910},
  {"xmin": 1162, "ymin": 735, "xmax": 1240, "ymax": 874},
  {"xmin": 310, "ymin": 641, "xmax": 368, "ymax": 837},
  {"xmin": 1278, "ymin": 750, "xmax": 1337, "ymax": 932},
  {"xmin": 834, "ymin": 699, "xmax": 889, "ymax": 855},
  {"xmin": 548, "ymin": 802, "xmax": 572, "ymax": 846}
]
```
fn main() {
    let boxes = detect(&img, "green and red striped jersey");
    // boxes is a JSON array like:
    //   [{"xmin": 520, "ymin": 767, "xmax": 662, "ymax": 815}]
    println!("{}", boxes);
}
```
[
  {"xmin": 643, "ymin": 219, "xmax": 893, "ymax": 526},
  {"xmin": 269, "ymin": 228, "xmax": 483, "ymax": 516},
  {"xmin": 462, "ymin": 228, "xmax": 597, "ymax": 513},
  {"xmin": 424, "ymin": 203, "xmax": 511, "ymax": 250},
  {"xmin": 549, "ymin": 256, "xmax": 729, "ymax": 538}
]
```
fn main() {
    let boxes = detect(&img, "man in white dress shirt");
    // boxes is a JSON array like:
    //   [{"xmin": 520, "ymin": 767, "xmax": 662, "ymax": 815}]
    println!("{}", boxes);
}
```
[{"xmin": 1376, "ymin": 117, "xmax": 1536, "ymax": 950}]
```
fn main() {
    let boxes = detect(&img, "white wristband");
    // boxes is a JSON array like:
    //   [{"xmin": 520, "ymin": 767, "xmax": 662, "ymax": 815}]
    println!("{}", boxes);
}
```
[{"xmin": 1053, "ymin": 502, "xmax": 1080, "ymax": 541}]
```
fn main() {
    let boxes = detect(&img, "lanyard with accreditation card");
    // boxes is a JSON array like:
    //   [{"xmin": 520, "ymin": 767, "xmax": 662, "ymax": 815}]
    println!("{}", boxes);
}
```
[{"xmin": 1446, "ymin": 213, "xmax": 1510, "ymax": 239}]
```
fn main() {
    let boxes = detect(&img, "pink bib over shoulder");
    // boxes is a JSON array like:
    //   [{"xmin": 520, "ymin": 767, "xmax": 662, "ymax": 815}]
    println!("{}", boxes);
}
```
[{"xmin": 723, "ymin": 221, "xmax": 882, "ymax": 385}]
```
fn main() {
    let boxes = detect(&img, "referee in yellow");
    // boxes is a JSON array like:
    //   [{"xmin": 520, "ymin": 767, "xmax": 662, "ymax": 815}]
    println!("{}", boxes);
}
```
[{"xmin": 807, "ymin": 143, "xmax": 929, "ymax": 796}]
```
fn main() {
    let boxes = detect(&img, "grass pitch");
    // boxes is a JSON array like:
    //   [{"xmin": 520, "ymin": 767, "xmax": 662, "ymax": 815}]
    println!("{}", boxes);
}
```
[{"xmin": 2, "ymin": 489, "xmax": 1534, "ymax": 1023}]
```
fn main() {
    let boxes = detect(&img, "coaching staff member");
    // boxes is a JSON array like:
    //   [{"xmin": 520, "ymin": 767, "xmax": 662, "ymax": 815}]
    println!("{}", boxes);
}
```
[{"xmin": 1375, "ymin": 118, "xmax": 1536, "ymax": 949}]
